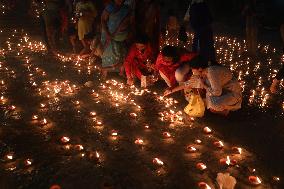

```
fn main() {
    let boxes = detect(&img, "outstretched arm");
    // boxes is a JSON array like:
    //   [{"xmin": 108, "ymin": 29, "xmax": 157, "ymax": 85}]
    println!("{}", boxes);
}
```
[{"xmin": 164, "ymin": 83, "xmax": 189, "ymax": 96}]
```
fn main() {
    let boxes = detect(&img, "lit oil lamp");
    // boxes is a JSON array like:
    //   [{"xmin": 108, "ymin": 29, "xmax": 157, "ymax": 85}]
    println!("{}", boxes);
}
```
[
  {"xmin": 74, "ymin": 101, "xmax": 80, "ymax": 106},
  {"xmin": 6, "ymin": 153, "xmax": 14, "ymax": 160},
  {"xmin": 196, "ymin": 163, "xmax": 207, "ymax": 171},
  {"xmin": 203, "ymin": 127, "xmax": 212, "ymax": 134},
  {"xmin": 111, "ymin": 131, "xmax": 118, "ymax": 136},
  {"xmin": 195, "ymin": 139, "xmax": 202, "ymax": 144},
  {"xmin": 248, "ymin": 176, "xmax": 262, "ymax": 185},
  {"xmin": 163, "ymin": 132, "xmax": 171, "ymax": 138},
  {"xmin": 90, "ymin": 151, "xmax": 100, "ymax": 161},
  {"xmin": 134, "ymin": 138, "xmax": 144, "ymax": 145},
  {"xmin": 186, "ymin": 145, "xmax": 197, "ymax": 153},
  {"xmin": 153, "ymin": 158, "xmax": 164, "ymax": 166},
  {"xmin": 198, "ymin": 182, "xmax": 211, "ymax": 189},
  {"xmin": 144, "ymin": 125, "xmax": 150, "ymax": 129},
  {"xmin": 0, "ymin": 96, "xmax": 6, "ymax": 103},
  {"xmin": 40, "ymin": 103, "xmax": 46, "ymax": 108},
  {"xmin": 219, "ymin": 156, "xmax": 237, "ymax": 166},
  {"xmin": 64, "ymin": 144, "xmax": 71, "ymax": 150},
  {"xmin": 41, "ymin": 118, "xmax": 48, "ymax": 125},
  {"xmin": 96, "ymin": 121, "xmax": 103, "ymax": 125},
  {"xmin": 75, "ymin": 144, "xmax": 84, "ymax": 151},
  {"xmin": 232, "ymin": 147, "xmax": 242, "ymax": 154},
  {"xmin": 130, "ymin": 113, "xmax": 137, "ymax": 118},
  {"xmin": 90, "ymin": 111, "xmax": 96, "ymax": 116},
  {"xmin": 32, "ymin": 115, "xmax": 38, "ymax": 120},
  {"xmin": 10, "ymin": 105, "xmax": 16, "ymax": 110},
  {"xmin": 273, "ymin": 176, "xmax": 280, "ymax": 182},
  {"xmin": 24, "ymin": 159, "xmax": 32, "ymax": 166},
  {"xmin": 214, "ymin": 141, "xmax": 224, "ymax": 148},
  {"xmin": 61, "ymin": 136, "xmax": 70, "ymax": 144}
]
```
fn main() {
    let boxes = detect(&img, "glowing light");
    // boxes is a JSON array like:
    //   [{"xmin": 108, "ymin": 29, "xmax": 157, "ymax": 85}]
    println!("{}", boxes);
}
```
[
  {"xmin": 153, "ymin": 158, "xmax": 164, "ymax": 166},
  {"xmin": 61, "ymin": 136, "xmax": 70, "ymax": 143},
  {"xmin": 135, "ymin": 138, "xmax": 144, "ymax": 145},
  {"xmin": 249, "ymin": 176, "xmax": 262, "ymax": 185},
  {"xmin": 203, "ymin": 127, "xmax": 212, "ymax": 134},
  {"xmin": 186, "ymin": 146, "xmax": 197, "ymax": 153},
  {"xmin": 196, "ymin": 163, "xmax": 207, "ymax": 170}
]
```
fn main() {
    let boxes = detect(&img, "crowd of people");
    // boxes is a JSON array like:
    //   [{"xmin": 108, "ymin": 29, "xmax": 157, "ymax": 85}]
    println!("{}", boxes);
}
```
[{"xmin": 34, "ymin": 0, "xmax": 284, "ymax": 117}]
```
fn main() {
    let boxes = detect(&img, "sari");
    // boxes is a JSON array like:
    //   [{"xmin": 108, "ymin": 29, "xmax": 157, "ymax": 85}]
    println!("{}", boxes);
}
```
[
  {"xmin": 101, "ymin": 4, "xmax": 130, "ymax": 69},
  {"xmin": 76, "ymin": 1, "xmax": 97, "ymax": 40}
]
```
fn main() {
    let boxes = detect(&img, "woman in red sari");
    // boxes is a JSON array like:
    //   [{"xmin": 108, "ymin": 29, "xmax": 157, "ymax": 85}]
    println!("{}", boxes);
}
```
[
  {"xmin": 124, "ymin": 34, "xmax": 155, "ymax": 85},
  {"xmin": 155, "ymin": 45, "xmax": 197, "ymax": 88}
]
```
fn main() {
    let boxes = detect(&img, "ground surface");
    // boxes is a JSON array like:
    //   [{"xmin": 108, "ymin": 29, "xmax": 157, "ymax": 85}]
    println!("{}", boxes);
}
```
[{"xmin": 0, "ymin": 6, "xmax": 284, "ymax": 189}]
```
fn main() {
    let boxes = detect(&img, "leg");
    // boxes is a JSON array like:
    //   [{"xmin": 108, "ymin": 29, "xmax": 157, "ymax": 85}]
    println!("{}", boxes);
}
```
[
  {"xmin": 192, "ymin": 29, "xmax": 200, "ymax": 52},
  {"xmin": 79, "ymin": 39, "xmax": 90, "ymax": 55},
  {"xmin": 199, "ymin": 26, "xmax": 216, "ymax": 62},
  {"xmin": 69, "ymin": 35, "xmax": 77, "ymax": 53}
]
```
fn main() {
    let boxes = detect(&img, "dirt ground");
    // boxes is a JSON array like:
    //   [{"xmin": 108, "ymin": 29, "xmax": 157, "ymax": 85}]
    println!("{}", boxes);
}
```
[{"xmin": 0, "ymin": 4, "xmax": 284, "ymax": 189}]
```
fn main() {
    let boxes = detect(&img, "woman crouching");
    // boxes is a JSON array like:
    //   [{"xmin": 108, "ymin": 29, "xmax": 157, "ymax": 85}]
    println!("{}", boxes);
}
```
[{"xmin": 164, "ymin": 56, "xmax": 242, "ymax": 116}]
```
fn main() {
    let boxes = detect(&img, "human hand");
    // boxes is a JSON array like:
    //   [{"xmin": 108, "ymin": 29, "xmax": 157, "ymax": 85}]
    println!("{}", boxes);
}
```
[
  {"xmin": 270, "ymin": 84, "xmax": 277, "ymax": 94},
  {"xmin": 164, "ymin": 89, "xmax": 172, "ymax": 96},
  {"xmin": 127, "ymin": 77, "xmax": 134, "ymax": 86},
  {"xmin": 270, "ymin": 79, "xmax": 279, "ymax": 94}
]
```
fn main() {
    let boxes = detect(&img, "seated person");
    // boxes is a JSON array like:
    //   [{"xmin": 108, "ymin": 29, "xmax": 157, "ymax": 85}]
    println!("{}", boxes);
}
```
[
  {"xmin": 124, "ymin": 34, "xmax": 155, "ymax": 85},
  {"xmin": 81, "ymin": 32, "xmax": 102, "ymax": 60},
  {"xmin": 155, "ymin": 45, "xmax": 197, "ymax": 88},
  {"xmin": 270, "ymin": 65, "xmax": 284, "ymax": 93},
  {"xmin": 164, "ymin": 56, "xmax": 242, "ymax": 116}
]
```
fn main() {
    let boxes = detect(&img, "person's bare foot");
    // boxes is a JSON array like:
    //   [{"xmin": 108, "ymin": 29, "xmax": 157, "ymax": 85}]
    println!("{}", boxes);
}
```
[
  {"xmin": 101, "ymin": 69, "xmax": 107, "ymax": 80},
  {"xmin": 79, "ymin": 47, "xmax": 90, "ymax": 56},
  {"xmin": 119, "ymin": 66, "xmax": 124, "ymax": 76},
  {"xmin": 210, "ymin": 108, "xmax": 229, "ymax": 116}
]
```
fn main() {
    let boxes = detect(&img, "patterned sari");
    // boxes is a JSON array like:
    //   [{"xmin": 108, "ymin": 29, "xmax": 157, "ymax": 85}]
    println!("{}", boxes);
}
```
[{"xmin": 101, "ymin": 4, "xmax": 130, "ymax": 69}]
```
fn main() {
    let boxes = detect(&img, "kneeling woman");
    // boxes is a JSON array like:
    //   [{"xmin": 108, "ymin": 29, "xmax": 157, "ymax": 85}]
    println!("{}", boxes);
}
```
[
  {"xmin": 123, "ymin": 34, "xmax": 154, "ymax": 85},
  {"xmin": 164, "ymin": 57, "xmax": 242, "ymax": 115}
]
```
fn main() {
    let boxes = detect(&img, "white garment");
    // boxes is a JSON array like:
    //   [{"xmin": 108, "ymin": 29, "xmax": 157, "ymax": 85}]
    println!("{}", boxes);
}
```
[{"xmin": 205, "ymin": 66, "xmax": 242, "ymax": 111}]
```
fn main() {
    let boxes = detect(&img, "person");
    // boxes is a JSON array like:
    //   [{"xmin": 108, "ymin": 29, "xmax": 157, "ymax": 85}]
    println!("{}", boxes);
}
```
[
  {"xmin": 270, "ymin": 65, "xmax": 284, "ymax": 93},
  {"xmin": 123, "ymin": 34, "xmax": 155, "ymax": 85},
  {"xmin": 101, "ymin": 0, "xmax": 131, "ymax": 79},
  {"xmin": 42, "ymin": 0, "xmax": 63, "ymax": 53},
  {"xmin": 155, "ymin": 45, "xmax": 197, "ymax": 88},
  {"xmin": 81, "ymin": 32, "xmax": 103, "ymax": 61},
  {"xmin": 187, "ymin": 0, "xmax": 216, "ymax": 62},
  {"xmin": 242, "ymin": 0, "xmax": 258, "ymax": 56},
  {"xmin": 75, "ymin": 0, "xmax": 97, "ymax": 55},
  {"xmin": 160, "ymin": 9, "xmax": 181, "ymax": 47},
  {"xmin": 135, "ymin": 0, "xmax": 160, "ymax": 57},
  {"xmin": 164, "ymin": 57, "xmax": 242, "ymax": 116}
]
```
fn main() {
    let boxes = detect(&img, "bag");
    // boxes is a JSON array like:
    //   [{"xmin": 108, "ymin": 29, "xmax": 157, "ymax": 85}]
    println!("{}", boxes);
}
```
[{"xmin": 184, "ymin": 92, "xmax": 205, "ymax": 117}]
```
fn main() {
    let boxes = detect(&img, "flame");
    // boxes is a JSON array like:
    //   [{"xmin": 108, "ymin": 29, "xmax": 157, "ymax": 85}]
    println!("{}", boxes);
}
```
[
  {"xmin": 153, "ymin": 158, "xmax": 164, "ymax": 166},
  {"xmin": 203, "ymin": 127, "xmax": 212, "ymax": 133},
  {"xmin": 135, "ymin": 138, "xmax": 144, "ymax": 145},
  {"xmin": 7, "ymin": 154, "xmax": 13, "ymax": 160},
  {"xmin": 61, "ymin": 136, "xmax": 70, "ymax": 143},
  {"xmin": 25, "ymin": 159, "xmax": 32, "ymax": 166},
  {"xmin": 163, "ymin": 132, "xmax": 171, "ymax": 138},
  {"xmin": 226, "ymin": 156, "xmax": 231, "ymax": 165},
  {"xmin": 90, "ymin": 112, "xmax": 96, "ymax": 116}
]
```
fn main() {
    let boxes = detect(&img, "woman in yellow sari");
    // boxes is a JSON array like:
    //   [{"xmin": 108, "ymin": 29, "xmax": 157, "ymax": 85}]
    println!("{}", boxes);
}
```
[{"xmin": 76, "ymin": 0, "xmax": 97, "ymax": 55}]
